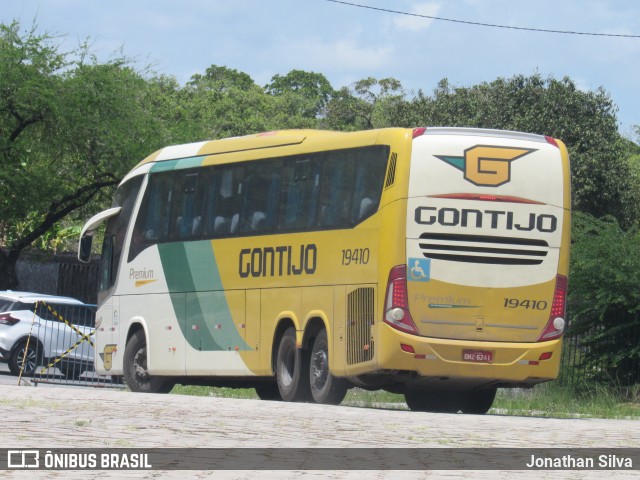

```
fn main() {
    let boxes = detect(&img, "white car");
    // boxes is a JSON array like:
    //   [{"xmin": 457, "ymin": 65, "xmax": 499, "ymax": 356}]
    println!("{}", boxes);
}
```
[{"xmin": 0, "ymin": 291, "xmax": 96, "ymax": 379}]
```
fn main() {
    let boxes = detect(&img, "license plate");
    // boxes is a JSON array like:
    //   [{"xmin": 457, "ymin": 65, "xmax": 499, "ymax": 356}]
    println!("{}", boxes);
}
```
[{"xmin": 462, "ymin": 349, "xmax": 493, "ymax": 363}]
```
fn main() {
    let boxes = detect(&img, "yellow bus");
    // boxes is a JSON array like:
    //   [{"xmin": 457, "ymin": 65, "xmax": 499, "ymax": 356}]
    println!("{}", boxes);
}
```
[{"xmin": 79, "ymin": 127, "xmax": 570, "ymax": 413}]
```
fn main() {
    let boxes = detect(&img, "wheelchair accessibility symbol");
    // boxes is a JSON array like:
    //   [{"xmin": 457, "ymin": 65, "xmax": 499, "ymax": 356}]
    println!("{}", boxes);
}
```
[{"xmin": 408, "ymin": 258, "xmax": 431, "ymax": 282}]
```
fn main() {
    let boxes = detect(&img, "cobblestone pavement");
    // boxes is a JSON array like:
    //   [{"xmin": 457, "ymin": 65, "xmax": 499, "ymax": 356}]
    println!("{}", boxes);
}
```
[{"xmin": 0, "ymin": 384, "xmax": 638, "ymax": 479}]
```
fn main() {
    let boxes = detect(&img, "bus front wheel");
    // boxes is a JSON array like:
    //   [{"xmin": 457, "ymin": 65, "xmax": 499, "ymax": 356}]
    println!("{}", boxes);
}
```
[
  {"xmin": 276, "ymin": 327, "xmax": 311, "ymax": 402},
  {"xmin": 123, "ymin": 330, "xmax": 175, "ymax": 394},
  {"xmin": 309, "ymin": 330, "xmax": 348, "ymax": 405}
]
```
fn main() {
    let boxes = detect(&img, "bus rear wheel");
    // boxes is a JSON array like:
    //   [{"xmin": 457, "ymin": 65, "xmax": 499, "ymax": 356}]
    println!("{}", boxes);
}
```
[
  {"xmin": 255, "ymin": 382, "xmax": 282, "ymax": 401},
  {"xmin": 460, "ymin": 388, "xmax": 497, "ymax": 414},
  {"xmin": 124, "ymin": 330, "xmax": 175, "ymax": 394},
  {"xmin": 309, "ymin": 330, "xmax": 348, "ymax": 405},
  {"xmin": 404, "ymin": 390, "xmax": 461, "ymax": 413},
  {"xmin": 58, "ymin": 363, "xmax": 83, "ymax": 380},
  {"xmin": 276, "ymin": 327, "xmax": 311, "ymax": 402}
]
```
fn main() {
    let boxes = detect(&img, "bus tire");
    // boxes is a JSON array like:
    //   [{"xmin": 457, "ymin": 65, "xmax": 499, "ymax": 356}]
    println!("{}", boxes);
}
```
[
  {"xmin": 124, "ymin": 330, "xmax": 175, "ymax": 394},
  {"xmin": 255, "ymin": 382, "xmax": 282, "ymax": 401},
  {"xmin": 404, "ymin": 390, "xmax": 461, "ymax": 413},
  {"xmin": 309, "ymin": 330, "xmax": 348, "ymax": 405},
  {"xmin": 59, "ymin": 363, "xmax": 83, "ymax": 380},
  {"xmin": 276, "ymin": 327, "xmax": 311, "ymax": 402},
  {"xmin": 460, "ymin": 388, "xmax": 497, "ymax": 415}
]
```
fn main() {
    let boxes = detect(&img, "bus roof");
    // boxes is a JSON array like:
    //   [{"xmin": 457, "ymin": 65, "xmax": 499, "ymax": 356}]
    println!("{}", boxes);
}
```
[
  {"xmin": 129, "ymin": 127, "xmax": 560, "ymax": 175},
  {"xmin": 134, "ymin": 129, "xmax": 387, "ymax": 170}
]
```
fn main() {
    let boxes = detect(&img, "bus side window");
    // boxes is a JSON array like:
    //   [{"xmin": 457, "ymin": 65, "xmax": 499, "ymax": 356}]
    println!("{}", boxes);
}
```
[
  {"xmin": 318, "ymin": 154, "xmax": 353, "ymax": 229},
  {"xmin": 170, "ymin": 172, "xmax": 205, "ymax": 240},
  {"xmin": 129, "ymin": 173, "xmax": 173, "ymax": 261},
  {"xmin": 204, "ymin": 166, "xmax": 243, "ymax": 237},
  {"xmin": 239, "ymin": 161, "xmax": 281, "ymax": 234},
  {"xmin": 278, "ymin": 158, "xmax": 320, "ymax": 232},
  {"xmin": 350, "ymin": 147, "xmax": 388, "ymax": 223}
]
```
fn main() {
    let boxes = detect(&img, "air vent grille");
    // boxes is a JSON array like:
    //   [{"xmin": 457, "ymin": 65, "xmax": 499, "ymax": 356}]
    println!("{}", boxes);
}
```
[
  {"xmin": 384, "ymin": 153, "xmax": 397, "ymax": 189},
  {"xmin": 346, "ymin": 287, "xmax": 375, "ymax": 365},
  {"xmin": 419, "ymin": 233, "xmax": 549, "ymax": 265}
]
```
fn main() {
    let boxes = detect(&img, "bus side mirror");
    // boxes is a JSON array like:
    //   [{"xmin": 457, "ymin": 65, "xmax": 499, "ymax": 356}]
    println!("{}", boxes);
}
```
[{"xmin": 78, "ymin": 234, "xmax": 93, "ymax": 263}]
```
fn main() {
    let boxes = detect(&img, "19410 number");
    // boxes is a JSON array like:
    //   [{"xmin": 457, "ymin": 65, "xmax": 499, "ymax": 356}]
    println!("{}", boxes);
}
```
[
  {"xmin": 341, "ymin": 248, "xmax": 370, "ymax": 266},
  {"xmin": 504, "ymin": 298, "xmax": 548, "ymax": 310}
]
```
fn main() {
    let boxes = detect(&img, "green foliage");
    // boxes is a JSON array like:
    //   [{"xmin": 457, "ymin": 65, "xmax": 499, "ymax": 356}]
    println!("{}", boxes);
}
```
[
  {"xmin": 0, "ymin": 20, "xmax": 170, "ymax": 288},
  {"xmin": 183, "ymin": 65, "xmax": 272, "ymax": 139},
  {"xmin": 568, "ymin": 212, "xmax": 640, "ymax": 385},
  {"xmin": 0, "ymin": 21, "xmax": 66, "ymax": 221},
  {"xmin": 324, "ymin": 77, "xmax": 405, "ymax": 130},
  {"xmin": 494, "ymin": 383, "xmax": 640, "ymax": 419},
  {"xmin": 265, "ymin": 69, "xmax": 334, "ymax": 120},
  {"xmin": 626, "ymin": 137, "xmax": 640, "ymax": 209},
  {"xmin": 6, "ymin": 213, "xmax": 80, "ymax": 253}
]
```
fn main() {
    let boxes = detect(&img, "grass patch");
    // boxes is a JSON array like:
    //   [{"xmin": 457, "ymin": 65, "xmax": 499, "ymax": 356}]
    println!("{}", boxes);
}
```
[
  {"xmin": 493, "ymin": 382, "xmax": 640, "ymax": 419},
  {"xmin": 171, "ymin": 383, "xmax": 640, "ymax": 419},
  {"xmin": 342, "ymin": 388, "xmax": 407, "ymax": 409},
  {"xmin": 172, "ymin": 385, "xmax": 259, "ymax": 399}
]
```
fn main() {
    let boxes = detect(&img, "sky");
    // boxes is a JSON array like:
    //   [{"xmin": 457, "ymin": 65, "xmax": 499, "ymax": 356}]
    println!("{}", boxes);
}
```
[{"xmin": 3, "ymin": 0, "xmax": 639, "ymax": 138}]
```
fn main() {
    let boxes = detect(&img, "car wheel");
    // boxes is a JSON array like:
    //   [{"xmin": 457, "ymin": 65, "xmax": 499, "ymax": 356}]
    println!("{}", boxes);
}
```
[
  {"xmin": 276, "ymin": 327, "xmax": 311, "ymax": 402},
  {"xmin": 9, "ymin": 340, "xmax": 40, "ymax": 377},
  {"xmin": 309, "ymin": 330, "xmax": 348, "ymax": 405},
  {"xmin": 123, "ymin": 330, "xmax": 174, "ymax": 393}
]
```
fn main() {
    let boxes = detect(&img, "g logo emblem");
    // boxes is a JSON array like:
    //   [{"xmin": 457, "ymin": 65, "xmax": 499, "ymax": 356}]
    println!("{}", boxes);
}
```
[
  {"xmin": 100, "ymin": 344, "xmax": 118, "ymax": 371},
  {"xmin": 436, "ymin": 145, "xmax": 536, "ymax": 187}
]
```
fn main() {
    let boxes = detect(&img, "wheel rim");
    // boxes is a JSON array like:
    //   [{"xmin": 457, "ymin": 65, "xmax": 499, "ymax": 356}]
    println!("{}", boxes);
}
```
[
  {"xmin": 279, "ymin": 341, "xmax": 296, "ymax": 387},
  {"xmin": 18, "ymin": 344, "xmax": 37, "ymax": 374},
  {"xmin": 132, "ymin": 346, "xmax": 149, "ymax": 382},
  {"xmin": 311, "ymin": 345, "xmax": 329, "ymax": 393}
]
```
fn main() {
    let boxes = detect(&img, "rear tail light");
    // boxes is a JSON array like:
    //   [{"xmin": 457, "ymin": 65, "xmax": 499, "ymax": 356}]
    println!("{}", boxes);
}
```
[
  {"xmin": 537, "ymin": 274, "xmax": 567, "ymax": 341},
  {"xmin": 412, "ymin": 127, "xmax": 427, "ymax": 138},
  {"xmin": 384, "ymin": 265, "xmax": 419, "ymax": 335},
  {"xmin": 0, "ymin": 313, "xmax": 20, "ymax": 326},
  {"xmin": 545, "ymin": 136, "xmax": 559, "ymax": 148}
]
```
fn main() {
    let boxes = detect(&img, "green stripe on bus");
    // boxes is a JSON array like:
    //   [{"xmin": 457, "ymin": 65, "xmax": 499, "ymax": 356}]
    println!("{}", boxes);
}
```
[
  {"xmin": 150, "ymin": 156, "xmax": 204, "ymax": 173},
  {"xmin": 158, "ymin": 241, "xmax": 250, "ymax": 352}
]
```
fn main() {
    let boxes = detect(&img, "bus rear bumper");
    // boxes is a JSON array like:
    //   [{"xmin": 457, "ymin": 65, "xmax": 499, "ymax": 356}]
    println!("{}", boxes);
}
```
[{"xmin": 378, "ymin": 324, "xmax": 562, "ymax": 388}]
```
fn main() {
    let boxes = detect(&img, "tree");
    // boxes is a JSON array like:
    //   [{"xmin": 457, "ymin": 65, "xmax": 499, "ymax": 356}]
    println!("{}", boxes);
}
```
[
  {"xmin": 0, "ymin": 21, "xmax": 166, "ymax": 289},
  {"xmin": 264, "ymin": 69, "xmax": 334, "ymax": 123},
  {"xmin": 324, "ymin": 77, "xmax": 406, "ymax": 130},
  {"xmin": 188, "ymin": 64, "xmax": 255, "ymax": 93},
  {"xmin": 568, "ymin": 212, "xmax": 640, "ymax": 385},
  {"xmin": 182, "ymin": 65, "xmax": 272, "ymax": 139}
]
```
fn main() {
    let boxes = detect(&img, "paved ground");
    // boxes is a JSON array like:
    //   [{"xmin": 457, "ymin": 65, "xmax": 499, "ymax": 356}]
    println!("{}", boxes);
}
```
[{"xmin": 0, "ymin": 379, "xmax": 638, "ymax": 479}]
